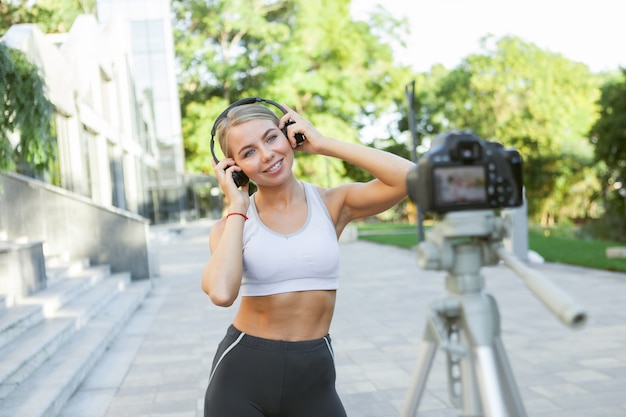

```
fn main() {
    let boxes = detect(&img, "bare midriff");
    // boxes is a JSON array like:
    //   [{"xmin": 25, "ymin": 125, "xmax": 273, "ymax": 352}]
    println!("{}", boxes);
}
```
[{"xmin": 232, "ymin": 290, "xmax": 336, "ymax": 341}]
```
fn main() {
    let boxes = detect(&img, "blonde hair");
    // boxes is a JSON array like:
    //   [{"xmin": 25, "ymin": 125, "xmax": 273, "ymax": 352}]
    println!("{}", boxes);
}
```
[{"xmin": 216, "ymin": 104, "xmax": 280, "ymax": 158}]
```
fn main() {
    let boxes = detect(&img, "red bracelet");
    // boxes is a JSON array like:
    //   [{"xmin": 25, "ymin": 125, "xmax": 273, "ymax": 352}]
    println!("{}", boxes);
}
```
[{"xmin": 226, "ymin": 212, "xmax": 248, "ymax": 221}]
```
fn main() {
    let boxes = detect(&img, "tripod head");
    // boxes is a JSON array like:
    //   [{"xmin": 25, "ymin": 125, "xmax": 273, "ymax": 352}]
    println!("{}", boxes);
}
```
[{"xmin": 417, "ymin": 210, "xmax": 587, "ymax": 329}]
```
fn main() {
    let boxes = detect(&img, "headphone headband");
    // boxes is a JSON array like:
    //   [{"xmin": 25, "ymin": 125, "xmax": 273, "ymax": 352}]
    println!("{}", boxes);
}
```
[
  {"xmin": 210, "ymin": 97, "xmax": 288, "ymax": 164},
  {"xmin": 210, "ymin": 97, "xmax": 296, "ymax": 187}
]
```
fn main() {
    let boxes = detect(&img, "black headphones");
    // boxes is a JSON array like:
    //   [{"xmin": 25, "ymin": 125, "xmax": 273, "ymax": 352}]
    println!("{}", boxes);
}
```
[{"xmin": 210, "ymin": 97, "xmax": 305, "ymax": 187}]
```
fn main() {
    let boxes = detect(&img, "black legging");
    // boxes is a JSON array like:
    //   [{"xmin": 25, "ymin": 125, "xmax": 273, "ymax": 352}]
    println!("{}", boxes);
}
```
[{"xmin": 204, "ymin": 325, "xmax": 347, "ymax": 417}]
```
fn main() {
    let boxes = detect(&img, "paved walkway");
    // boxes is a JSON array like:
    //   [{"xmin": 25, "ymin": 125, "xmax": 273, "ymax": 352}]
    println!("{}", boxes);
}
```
[{"xmin": 60, "ymin": 221, "xmax": 626, "ymax": 417}]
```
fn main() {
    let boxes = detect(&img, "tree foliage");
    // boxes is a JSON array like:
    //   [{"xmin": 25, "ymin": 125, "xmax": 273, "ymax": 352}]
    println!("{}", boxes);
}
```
[
  {"xmin": 418, "ymin": 36, "xmax": 602, "ymax": 221},
  {"xmin": 32, "ymin": 0, "xmax": 95, "ymax": 33},
  {"xmin": 0, "ymin": 0, "xmax": 94, "ymax": 35},
  {"xmin": 0, "ymin": 0, "xmax": 93, "ymax": 176},
  {"xmin": 0, "ymin": 43, "xmax": 55, "ymax": 174},
  {"xmin": 3, "ymin": 0, "xmax": 619, "ymax": 229},
  {"xmin": 0, "ymin": 1, "xmax": 52, "ymax": 34},
  {"xmin": 172, "ymin": 0, "xmax": 412, "ymax": 186},
  {"xmin": 588, "ymin": 69, "xmax": 626, "ymax": 240}
]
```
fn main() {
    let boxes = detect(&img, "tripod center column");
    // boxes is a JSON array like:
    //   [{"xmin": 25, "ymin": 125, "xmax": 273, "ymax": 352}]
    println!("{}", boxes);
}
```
[{"xmin": 445, "ymin": 243, "xmax": 484, "ymax": 294}]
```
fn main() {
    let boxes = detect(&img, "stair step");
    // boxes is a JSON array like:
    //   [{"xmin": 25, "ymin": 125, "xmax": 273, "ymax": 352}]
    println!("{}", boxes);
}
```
[
  {"xmin": 0, "ymin": 304, "xmax": 43, "ymax": 351},
  {"xmin": 19, "ymin": 265, "xmax": 111, "ymax": 317},
  {"xmin": 0, "ymin": 266, "xmax": 112, "ymax": 351},
  {"xmin": 45, "ymin": 257, "xmax": 91, "ymax": 286},
  {"xmin": 0, "ymin": 279, "xmax": 152, "ymax": 417},
  {"xmin": 57, "ymin": 283, "xmax": 169, "ymax": 417},
  {"xmin": 0, "ymin": 317, "xmax": 75, "ymax": 400},
  {"xmin": 0, "ymin": 273, "xmax": 131, "ymax": 400}
]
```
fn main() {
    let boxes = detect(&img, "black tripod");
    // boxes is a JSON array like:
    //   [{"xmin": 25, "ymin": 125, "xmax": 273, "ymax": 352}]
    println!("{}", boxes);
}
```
[{"xmin": 400, "ymin": 210, "xmax": 587, "ymax": 417}]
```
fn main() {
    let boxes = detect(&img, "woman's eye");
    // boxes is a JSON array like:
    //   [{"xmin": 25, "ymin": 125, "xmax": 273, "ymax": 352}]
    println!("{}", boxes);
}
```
[
  {"xmin": 267, "ymin": 135, "xmax": 277, "ymax": 143},
  {"xmin": 243, "ymin": 149, "xmax": 255, "ymax": 158}
]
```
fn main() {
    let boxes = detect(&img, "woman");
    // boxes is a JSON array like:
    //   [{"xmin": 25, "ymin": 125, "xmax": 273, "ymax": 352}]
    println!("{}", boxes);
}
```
[{"xmin": 202, "ymin": 101, "xmax": 415, "ymax": 417}]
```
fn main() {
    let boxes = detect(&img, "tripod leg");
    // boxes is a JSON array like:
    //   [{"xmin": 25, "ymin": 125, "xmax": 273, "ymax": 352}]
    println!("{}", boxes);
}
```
[
  {"xmin": 456, "ymin": 331, "xmax": 483, "ymax": 416},
  {"xmin": 493, "ymin": 337, "xmax": 528, "ymax": 416},
  {"xmin": 473, "ymin": 346, "xmax": 513, "ymax": 416},
  {"xmin": 400, "ymin": 319, "xmax": 440, "ymax": 417},
  {"xmin": 469, "ymin": 335, "xmax": 528, "ymax": 416},
  {"xmin": 461, "ymin": 293, "xmax": 528, "ymax": 417},
  {"xmin": 400, "ymin": 340, "xmax": 438, "ymax": 417}
]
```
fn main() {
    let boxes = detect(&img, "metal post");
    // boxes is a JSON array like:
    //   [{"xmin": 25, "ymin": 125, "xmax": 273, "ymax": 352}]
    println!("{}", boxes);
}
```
[{"xmin": 404, "ymin": 81, "xmax": 425, "ymax": 243}]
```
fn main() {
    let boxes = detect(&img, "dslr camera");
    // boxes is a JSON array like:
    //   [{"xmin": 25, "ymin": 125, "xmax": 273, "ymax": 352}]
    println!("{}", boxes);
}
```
[{"xmin": 406, "ymin": 131, "xmax": 523, "ymax": 214}]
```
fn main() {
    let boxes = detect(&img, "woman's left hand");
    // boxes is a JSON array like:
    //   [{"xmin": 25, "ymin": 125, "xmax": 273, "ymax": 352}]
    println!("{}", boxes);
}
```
[{"xmin": 279, "ymin": 105, "xmax": 327, "ymax": 153}]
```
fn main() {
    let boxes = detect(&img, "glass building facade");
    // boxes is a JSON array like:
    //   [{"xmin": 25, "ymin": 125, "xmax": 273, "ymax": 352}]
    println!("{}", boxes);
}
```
[{"xmin": 97, "ymin": 0, "xmax": 187, "ymax": 222}]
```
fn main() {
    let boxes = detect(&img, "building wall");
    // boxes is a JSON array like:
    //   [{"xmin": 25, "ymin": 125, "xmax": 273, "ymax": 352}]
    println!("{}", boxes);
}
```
[
  {"xmin": 97, "ymin": 0, "xmax": 187, "ymax": 222},
  {"xmin": 1, "ymin": 1, "xmax": 188, "ymax": 224},
  {"xmin": 0, "ymin": 172, "xmax": 152, "ymax": 281}
]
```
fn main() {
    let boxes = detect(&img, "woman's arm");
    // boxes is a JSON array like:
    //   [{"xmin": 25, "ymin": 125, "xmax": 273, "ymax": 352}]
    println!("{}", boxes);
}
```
[
  {"xmin": 280, "ymin": 106, "xmax": 415, "ymax": 228},
  {"xmin": 321, "ymin": 139, "xmax": 414, "ymax": 221},
  {"xmin": 200, "ymin": 158, "xmax": 250, "ymax": 307},
  {"xmin": 201, "ymin": 215, "xmax": 245, "ymax": 307}
]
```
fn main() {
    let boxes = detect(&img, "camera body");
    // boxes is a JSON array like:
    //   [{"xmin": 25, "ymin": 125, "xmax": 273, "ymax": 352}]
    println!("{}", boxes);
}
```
[{"xmin": 406, "ymin": 131, "xmax": 523, "ymax": 214}]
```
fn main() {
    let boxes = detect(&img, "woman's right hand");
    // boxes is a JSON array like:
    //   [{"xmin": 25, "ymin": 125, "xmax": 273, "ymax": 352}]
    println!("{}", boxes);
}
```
[{"xmin": 213, "ymin": 158, "xmax": 250, "ymax": 212}]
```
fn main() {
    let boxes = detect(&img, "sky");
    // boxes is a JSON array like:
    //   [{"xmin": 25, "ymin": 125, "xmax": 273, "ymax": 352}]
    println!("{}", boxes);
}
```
[{"xmin": 350, "ymin": 0, "xmax": 626, "ymax": 73}]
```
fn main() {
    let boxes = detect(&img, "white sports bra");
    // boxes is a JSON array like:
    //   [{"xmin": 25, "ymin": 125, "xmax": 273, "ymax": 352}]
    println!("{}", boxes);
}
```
[{"xmin": 240, "ymin": 182, "xmax": 340, "ymax": 296}]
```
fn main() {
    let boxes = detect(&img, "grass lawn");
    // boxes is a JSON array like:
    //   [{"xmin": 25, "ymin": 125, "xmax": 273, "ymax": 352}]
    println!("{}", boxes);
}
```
[
  {"xmin": 356, "ymin": 222, "xmax": 626, "ymax": 273},
  {"xmin": 357, "ymin": 224, "xmax": 420, "ymax": 248},
  {"xmin": 528, "ymin": 228, "xmax": 626, "ymax": 272}
]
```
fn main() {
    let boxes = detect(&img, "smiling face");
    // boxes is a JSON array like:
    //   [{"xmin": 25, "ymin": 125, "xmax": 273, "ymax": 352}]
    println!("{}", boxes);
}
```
[
  {"xmin": 215, "ymin": 104, "xmax": 295, "ymax": 186},
  {"xmin": 227, "ymin": 118, "xmax": 294, "ymax": 185}
]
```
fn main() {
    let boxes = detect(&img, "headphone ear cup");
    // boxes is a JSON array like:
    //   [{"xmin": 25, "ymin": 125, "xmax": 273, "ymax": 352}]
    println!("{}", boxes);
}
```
[
  {"xmin": 211, "ymin": 97, "xmax": 291, "ymax": 189},
  {"xmin": 232, "ymin": 171, "xmax": 249, "ymax": 188},
  {"xmin": 282, "ymin": 120, "xmax": 306, "ymax": 146}
]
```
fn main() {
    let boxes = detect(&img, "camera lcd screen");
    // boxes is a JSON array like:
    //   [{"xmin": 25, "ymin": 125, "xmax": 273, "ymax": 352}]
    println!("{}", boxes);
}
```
[{"xmin": 433, "ymin": 165, "xmax": 487, "ymax": 207}]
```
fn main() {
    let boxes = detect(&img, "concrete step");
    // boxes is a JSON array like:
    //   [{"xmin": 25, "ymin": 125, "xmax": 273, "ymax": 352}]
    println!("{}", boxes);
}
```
[
  {"xmin": 0, "ymin": 279, "xmax": 152, "ymax": 417},
  {"xmin": 56, "ymin": 283, "xmax": 169, "ymax": 417},
  {"xmin": 0, "ymin": 303, "xmax": 42, "ymax": 351},
  {"xmin": 45, "ymin": 257, "xmax": 91, "ymax": 286},
  {"xmin": 19, "ymin": 265, "xmax": 112, "ymax": 317},
  {"xmin": 0, "ymin": 272, "xmax": 131, "ymax": 401},
  {"xmin": 0, "ymin": 270, "xmax": 126, "ymax": 361},
  {"xmin": 0, "ymin": 265, "xmax": 111, "ymax": 352}
]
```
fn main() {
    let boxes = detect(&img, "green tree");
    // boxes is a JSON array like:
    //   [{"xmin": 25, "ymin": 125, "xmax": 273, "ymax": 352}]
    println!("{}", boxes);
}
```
[
  {"xmin": 33, "ymin": 0, "xmax": 95, "ymax": 33},
  {"xmin": 173, "ymin": 0, "xmax": 412, "ymax": 186},
  {"xmin": 1, "ymin": 1, "xmax": 50, "ymax": 34},
  {"xmin": 422, "ymin": 36, "xmax": 601, "ymax": 221},
  {"xmin": 0, "ymin": 43, "xmax": 55, "ymax": 175},
  {"xmin": 1, "ymin": 0, "xmax": 93, "ymax": 177},
  {"xmin": 589, "ymin": 69, "xmax": 626, "ymax": 241},
  {"xmin": 0, "ymin": 0, "xmax": 94, "ymax": 35}
]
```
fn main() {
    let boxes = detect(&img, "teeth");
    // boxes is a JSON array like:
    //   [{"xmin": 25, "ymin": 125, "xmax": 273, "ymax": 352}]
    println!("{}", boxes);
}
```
[{"xmin": 267, "ymin": 161, "xmax": 281, "ymax": 172}]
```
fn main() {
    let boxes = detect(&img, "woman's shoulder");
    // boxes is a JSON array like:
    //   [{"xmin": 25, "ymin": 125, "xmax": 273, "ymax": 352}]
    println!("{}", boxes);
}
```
[
  {"xmin": 314, "ymin": 181, "xmax": 355, "ymax": 201},
  {"xmin": 303, "ymin": 181, "xmax": 334, "ymax": 203},
  {"xmin": 308, "ymin": 182, "xmax": 357, "ymax": 227},
  {"xmin": 302, "ymin": 181, "xmax": 325, "ymax": 193},
  {"xmin": 302, "ymin": 180, "xmax": 350, "ymax": 194}
]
